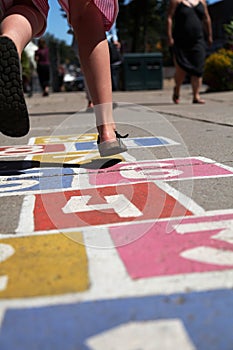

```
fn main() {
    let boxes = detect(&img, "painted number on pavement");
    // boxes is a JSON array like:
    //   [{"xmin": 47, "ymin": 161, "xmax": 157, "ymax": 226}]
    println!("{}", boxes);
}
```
[{"xmin": 33, "ymin": 182, "xmax": 193, "ymax": 231}]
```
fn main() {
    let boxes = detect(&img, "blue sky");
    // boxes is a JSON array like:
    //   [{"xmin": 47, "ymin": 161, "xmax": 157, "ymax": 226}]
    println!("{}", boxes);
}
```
[
  {"xmin": 46, "ymin": 1, "xmax": 72, "ymax": 44},
  {"xmin": 207, "ymin": 0, "xmax": 223, "ymax": 4}
]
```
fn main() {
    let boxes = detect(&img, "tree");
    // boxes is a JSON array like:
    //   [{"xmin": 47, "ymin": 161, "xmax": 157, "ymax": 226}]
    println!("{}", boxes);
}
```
[
  {"xmin": 118, "ymin": 0, "xmax": 171, "ymax": 64},
  {"xmin": 224, "ymin": 19, "xmax": 233, "ymax": 48},
  {"xmin": 42, "ymin": 33, "xmax": 78, "ymax": 91}
]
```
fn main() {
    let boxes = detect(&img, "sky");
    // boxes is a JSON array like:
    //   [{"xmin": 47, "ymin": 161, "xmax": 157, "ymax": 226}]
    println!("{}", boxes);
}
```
[
  {"xmin": 45, "ymin": 1, "xmax": 72, "ymax": 45},
  {"xmin": 207, "ymin": 0, "xmax": 223, "ymax": 4}
]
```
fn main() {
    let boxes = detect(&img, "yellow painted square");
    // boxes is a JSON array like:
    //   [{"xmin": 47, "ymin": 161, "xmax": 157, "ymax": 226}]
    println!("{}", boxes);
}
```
[
  {"xmin": 0, "ymin": 232, "xmax": 89, "ymax": 298},
  {"xmin": 33, "ymin": 134, "xmax": 98, "ymax": 145}
]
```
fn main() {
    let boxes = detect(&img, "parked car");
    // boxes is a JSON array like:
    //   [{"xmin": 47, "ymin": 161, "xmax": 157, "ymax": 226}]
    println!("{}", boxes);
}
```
[{"xmin": 63, "ymin": 67, "xmax": 84, "ymax": 91}]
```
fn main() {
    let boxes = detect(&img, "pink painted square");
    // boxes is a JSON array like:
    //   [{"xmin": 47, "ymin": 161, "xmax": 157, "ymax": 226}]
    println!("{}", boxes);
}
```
[
  {"xmin": 88, "ymin": 157, "xmax": 233, "ymax": 186},
  {"xmin": 110, "ymin": 211, "xmax": 233, "ymax": 278}
]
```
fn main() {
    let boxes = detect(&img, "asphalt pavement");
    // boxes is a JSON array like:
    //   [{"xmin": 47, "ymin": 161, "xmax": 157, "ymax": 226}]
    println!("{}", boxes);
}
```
[{"xmin": 0, "ymin": 81, "xmax": 233, "ymax": 350}]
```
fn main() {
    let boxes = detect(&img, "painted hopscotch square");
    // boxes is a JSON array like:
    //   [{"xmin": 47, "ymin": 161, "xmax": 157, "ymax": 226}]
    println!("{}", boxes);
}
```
[
  {"xmin": 110, "ymin": 210, "xmax": 233, "ymax": 279},
  {"xmin": 88, "ymin": 157, "xmax": 233, "ymax": 186},
  {"xmin": 0, "ymin": 290, "xmax": 232, "ymax": 350},
  {"xmin": 0, "ymin": 167, "xmax": 75, "ymax": 195},
  {"xmin": 33, "ymin": 182, "xmax": 193, "ymax": 231},
  {"xmin": 0, "ymin": 232, "xmax": 89, "ymax": 298}
]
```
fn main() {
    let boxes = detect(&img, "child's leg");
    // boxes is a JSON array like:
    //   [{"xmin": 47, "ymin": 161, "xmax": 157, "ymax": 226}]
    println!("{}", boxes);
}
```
[
  {"xmin": 1, "ymin": 2, "xmax": 45, "ymax": 56},
  {"xmin": 0, "ymin": 2, "xmax": 45, "ymax": 137},
  {"xmin": 69, "ymin": 0, "xmax": 117, "ymax": 144}
]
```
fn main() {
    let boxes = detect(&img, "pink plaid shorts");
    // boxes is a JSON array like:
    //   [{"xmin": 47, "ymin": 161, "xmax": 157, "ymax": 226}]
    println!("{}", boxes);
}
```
[
  {"xmin": 58, "ymin": 0, "xmax": 118, "ymax": 31},
  {"xmin": 0, "ymin": 0, "xmax": 118, "ymax": 36}
]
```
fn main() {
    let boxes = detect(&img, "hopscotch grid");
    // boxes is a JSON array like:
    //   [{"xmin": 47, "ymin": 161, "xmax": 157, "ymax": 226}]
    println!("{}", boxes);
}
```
[{"xmin": 1, "ymin": 133, "xmax": 233, "ymax": 311}]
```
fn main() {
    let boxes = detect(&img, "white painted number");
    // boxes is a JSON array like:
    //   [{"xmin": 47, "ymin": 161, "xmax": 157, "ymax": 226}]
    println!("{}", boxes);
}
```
[
  {"xmin": 62, "ymin": 194, "xmax": 142, "ymax": 218},
  {"xmin": 0, "ymin": 178, "xmax": 39, "ymax": 192},
  {"xmin": 176, "ymin": 219, "xmax": 233, "ymax": 266},
  {"xmin": 120, "ymin": 162, "xmax": 183, "ymax": 180}
]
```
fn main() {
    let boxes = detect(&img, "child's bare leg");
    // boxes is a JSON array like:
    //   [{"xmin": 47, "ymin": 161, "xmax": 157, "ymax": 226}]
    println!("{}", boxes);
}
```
[
  {"xmin": 0, "ymin": 3, "xmax": 44, "ymax": 137},
  {"xmin": 0, "ymin": 3, "xmax": 44, "ymax": 56},
  {"xmin": 69, "ymin": 0, "xmax": 116, "ymax": 143}
]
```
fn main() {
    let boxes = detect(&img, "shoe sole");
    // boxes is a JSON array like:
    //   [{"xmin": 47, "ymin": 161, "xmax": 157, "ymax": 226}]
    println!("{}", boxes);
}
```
[{"xmin": 0, "ymin": 36, "xmax": 30, "ymax": 137}]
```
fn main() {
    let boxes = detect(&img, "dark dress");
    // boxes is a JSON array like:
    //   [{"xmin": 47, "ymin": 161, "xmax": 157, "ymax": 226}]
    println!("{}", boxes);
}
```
[{"xmin": 173, "ymin": 1, "xmax": 206, "ymax": 77}]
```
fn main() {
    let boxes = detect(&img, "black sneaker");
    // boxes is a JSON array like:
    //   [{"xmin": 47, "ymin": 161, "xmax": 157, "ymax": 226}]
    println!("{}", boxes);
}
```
[{"xmin": 0, "ymin": 36, "xmax": 30, "ymax": 137}]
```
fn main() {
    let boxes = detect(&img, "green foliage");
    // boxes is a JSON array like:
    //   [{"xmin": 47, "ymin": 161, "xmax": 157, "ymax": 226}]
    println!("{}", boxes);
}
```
[
  {"xmin": 118, "ymin": 0, "xmax": 171, "ymax": 64},
  {"xmin": 223, "ymin": 20, "xmax": 233, "ymax": 47},
  {"xmin": 21, "ymin": 50, "xmax": 31, "ymax": 79},
  {"xmin": 203, "ymin": 49, "xmax": 233, "ymax": 91}
]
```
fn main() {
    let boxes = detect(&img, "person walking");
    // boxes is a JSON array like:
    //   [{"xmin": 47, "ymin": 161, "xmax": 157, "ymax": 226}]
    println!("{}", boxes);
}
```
[
  {"xmin": 35, "ymin": 37, "xmax": 50, "ymax": 96},
  {"xmin": 0, "ymin": 0, "xmax": 127, "ymax": 157},
  {"xmin": 167, "ymin": 0, "xmax": 213, "ymax": 104}
]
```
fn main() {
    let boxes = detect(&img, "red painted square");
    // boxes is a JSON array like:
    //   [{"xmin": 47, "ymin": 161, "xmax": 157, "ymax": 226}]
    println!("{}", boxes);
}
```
[
  {"xmin": 110, "ymin": 212, "xmax": 233, "ymax": 278},
  {"xmin": 33, "ymin": 182, "xmax": 193, "ymax": 231}
]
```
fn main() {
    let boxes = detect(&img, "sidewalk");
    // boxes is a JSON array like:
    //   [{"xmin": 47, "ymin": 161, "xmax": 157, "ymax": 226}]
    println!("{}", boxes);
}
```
[{"xmin": 0, "ymin": 83, "xmax": 233, "ymax": 350}]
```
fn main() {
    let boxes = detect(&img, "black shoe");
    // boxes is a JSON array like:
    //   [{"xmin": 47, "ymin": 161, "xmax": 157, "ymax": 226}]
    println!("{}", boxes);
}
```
[{"xmin": 0, "ymin": 36, "xmax": 30, "ymax": 137}]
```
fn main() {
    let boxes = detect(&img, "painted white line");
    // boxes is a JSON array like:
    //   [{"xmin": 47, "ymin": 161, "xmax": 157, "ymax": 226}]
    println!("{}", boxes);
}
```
[
  {"xmin": 175, "ymin": 219, "xmax": 233, "ymax": 235},
  {"xmin": 0, "ymin": 207, "xmax": 232, "ymax": 240},
  {"xmin": 0, "ymin": 215, "xmax": 192, "ymax": 239},
  {"xmin": 197, "ymin": 156, "xmax": 233, "ymax": 172},
  {"xmin": 15, "ymin": 195, "xmax": 35, "ymax": 234},
  {"xmin": 154, "ymin": 181, "xmax": 205, "ymax": 216},
  {"xmin": 0, "ymin": 277, "xmax": 8, "ymax": 292}
]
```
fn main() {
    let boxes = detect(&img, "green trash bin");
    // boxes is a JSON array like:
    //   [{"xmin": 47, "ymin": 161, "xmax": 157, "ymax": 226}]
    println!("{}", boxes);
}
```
[{"xmin": 123, "ymin": 53, "xmax": 163, "ymax": 91}]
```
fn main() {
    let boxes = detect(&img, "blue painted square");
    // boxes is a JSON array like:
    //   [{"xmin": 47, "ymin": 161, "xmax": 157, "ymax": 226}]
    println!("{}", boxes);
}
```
[
  {"xmin": 75, "ymin": 141, "xmax": 97, "ymax": 151},
  {"xmin": 0, "ymin": 168, "xmax": 75, "ymax": 194},
  {"xmin": 133, "ymin": 137, "xmax": 169, "ymax": 147},
  {"xmin": 0, "ymin": 289, "xmax": 232, "ymax": 350}
]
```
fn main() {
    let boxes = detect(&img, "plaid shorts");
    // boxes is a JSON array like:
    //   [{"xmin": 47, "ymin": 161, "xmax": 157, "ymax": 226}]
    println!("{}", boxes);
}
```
[{"xmin": 58, "ymin": 0, "xmax": 118, "ymax": 31}]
